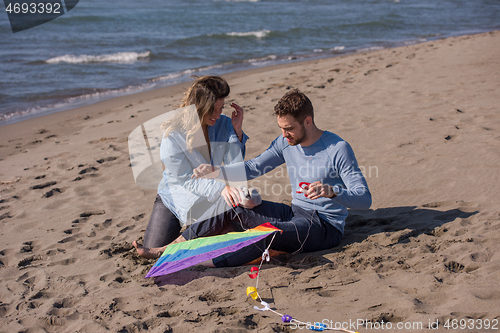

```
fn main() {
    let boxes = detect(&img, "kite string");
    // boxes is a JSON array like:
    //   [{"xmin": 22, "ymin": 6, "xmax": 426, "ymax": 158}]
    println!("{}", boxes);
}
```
[
  {"xmin": 231, "ymin": 204, "xmax": 248, "ymax": 231},
  {"xmin": 253, "ymin": 232, "xmax": 355, "ymax": 332},
  {"xmin": 198, "ymin": 163, "xmax": 313, "ymax": 254},
  {"xmin": 197, "ymin": 169, "xmax": 355, "ymax": 332},
  {"xmin": 291, "ymin": 202, "xmax": 315, "ymax": 255},
  {"xmin": 201, "ymin": 171, "xmax": 352, "ymax": 331},
  {"xmin": 230, "ymin": 198, "xmax": 316, "ymax": 256},
  {"xmin": 254, "ymin": 232, "xmax": 276, "ymax": 291},
  {"xmin": 248, "ymin": 204, "xmax": 358, "ymax": 333}
]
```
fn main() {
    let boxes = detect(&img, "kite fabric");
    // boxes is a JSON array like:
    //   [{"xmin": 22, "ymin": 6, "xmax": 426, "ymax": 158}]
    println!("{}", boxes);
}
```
[{"xmin": 145, "ymin": 223, "xmax": 281, "ymax": 278}]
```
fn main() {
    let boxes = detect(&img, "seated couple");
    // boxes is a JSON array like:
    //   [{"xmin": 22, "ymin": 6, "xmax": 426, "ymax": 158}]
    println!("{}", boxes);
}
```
[{"xmin": 133, "ymin": 75, "xmax": 372, "ymax": 268}]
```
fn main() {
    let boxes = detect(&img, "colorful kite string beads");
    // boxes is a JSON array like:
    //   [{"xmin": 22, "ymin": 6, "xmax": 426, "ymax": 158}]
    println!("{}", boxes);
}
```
[
  {"xmin": 309, "ymin": 323, "xmax": 327, "ymax": 331},
  {"xmin": 246, "ymin": 286, "xmax": 259, "ymax": 300},
  {"xmin": 254, "ymin": 301, "xmax": 270, "ymax": 312},
  {"xmin": 248, "ymin": 266, "xmax": 259, "ymax": 279},
  {"xmin": 245, "ymin": 257, "xmax": 360, "ymax": 333}
]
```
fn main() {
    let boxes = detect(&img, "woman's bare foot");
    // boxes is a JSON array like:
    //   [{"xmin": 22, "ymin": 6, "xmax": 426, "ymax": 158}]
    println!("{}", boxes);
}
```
[
  {"xmin": 132, "ymin": 235, "xmax": 187, "ymax": 259},
  {"xmin": 171, "ymin": 234, "xmax": 186, "ymax": 244},
  {"xmin": 132, "ymin": 241, "xmax": 166, "ymax": 259}
]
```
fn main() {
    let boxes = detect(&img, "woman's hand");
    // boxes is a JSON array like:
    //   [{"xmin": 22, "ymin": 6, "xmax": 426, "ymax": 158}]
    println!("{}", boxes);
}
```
[
  {"xmin": 221, "ymin": 186, "xmax": 241, "ymax": 207},
  {"xmin": 230, "ymin": 103, "xmax": 244, "ymax": 140},
  {"xmin": 191, "ymin": 164, "xmax": 220, "ymax": 179}
]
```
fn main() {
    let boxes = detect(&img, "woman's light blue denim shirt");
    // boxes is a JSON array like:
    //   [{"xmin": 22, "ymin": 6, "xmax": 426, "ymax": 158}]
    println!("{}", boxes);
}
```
[{"xmin": 157, "ymin": 114, "xmax": 248, "ymax": 225}]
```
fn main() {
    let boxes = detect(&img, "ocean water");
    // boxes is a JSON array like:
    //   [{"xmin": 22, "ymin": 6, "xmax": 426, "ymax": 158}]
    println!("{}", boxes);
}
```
[{"xmin": 1, "ymin": 0, "xmax": 499, "ymax": 125}]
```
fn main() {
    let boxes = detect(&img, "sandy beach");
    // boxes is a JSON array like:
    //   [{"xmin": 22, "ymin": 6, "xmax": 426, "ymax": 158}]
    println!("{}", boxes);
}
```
[{"xmin": 1, "ymin": 31, "xmax": 499, "ymax": 332}]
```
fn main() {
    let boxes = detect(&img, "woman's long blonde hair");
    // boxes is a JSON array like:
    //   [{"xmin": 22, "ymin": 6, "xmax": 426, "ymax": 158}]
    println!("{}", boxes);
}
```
[{"xmin": 161, "ymin": 75, "xmax": 230, "ymax": 150}]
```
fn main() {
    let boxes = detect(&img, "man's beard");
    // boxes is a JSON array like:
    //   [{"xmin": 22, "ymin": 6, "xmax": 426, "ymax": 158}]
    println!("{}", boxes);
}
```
[{"xmin": 287, "ymin": 124, "xmax": 306, "ymax": 146}]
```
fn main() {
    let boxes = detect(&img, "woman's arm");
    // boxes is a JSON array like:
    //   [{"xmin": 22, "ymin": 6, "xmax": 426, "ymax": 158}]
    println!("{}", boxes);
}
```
[
  {"xmin": 230, "ymin": 103, "xmax": 244, "ymax": 141},
  {"xmin": 161, "ymin": 136, "xmax": 225, "ymax": 202}
]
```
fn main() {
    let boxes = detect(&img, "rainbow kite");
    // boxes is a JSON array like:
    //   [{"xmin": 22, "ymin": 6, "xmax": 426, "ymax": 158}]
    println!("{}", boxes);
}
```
[{"xmin": 145, "ymin": 223, "xmax": 281, "ymax": 278}]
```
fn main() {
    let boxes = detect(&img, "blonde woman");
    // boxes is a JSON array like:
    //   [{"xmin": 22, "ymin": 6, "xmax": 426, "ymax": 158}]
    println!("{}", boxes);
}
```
[{"xmin": 137, "ymin": 75, "xmax": 248, "ymax": 250}]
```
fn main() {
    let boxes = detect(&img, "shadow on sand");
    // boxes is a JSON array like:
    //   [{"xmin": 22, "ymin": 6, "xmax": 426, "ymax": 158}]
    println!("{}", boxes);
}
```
[{"xmin": 152, "ymin": 203, "xmax": 478, "ymax": 286}]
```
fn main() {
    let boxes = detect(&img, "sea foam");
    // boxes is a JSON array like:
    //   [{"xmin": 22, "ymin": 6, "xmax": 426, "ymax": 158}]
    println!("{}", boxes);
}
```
[
  {"xmin": 226, "ymin": 30, "xmax": 270, "ymax": 38},
  {"xmin": 46, "ymin": 51, "xmax": 151, "ymax": 64}
]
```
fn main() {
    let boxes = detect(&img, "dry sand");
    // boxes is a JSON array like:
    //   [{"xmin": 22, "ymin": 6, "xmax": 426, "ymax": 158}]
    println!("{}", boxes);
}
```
[{"xmin": 1, "ymin": 31, "xmax": 499, "ymax": 332}]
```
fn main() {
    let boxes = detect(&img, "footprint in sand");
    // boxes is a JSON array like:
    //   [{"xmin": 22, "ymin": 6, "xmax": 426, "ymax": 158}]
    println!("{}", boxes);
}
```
[
  {"xmin": 42, "ymin": 188, "xmax": 63, "ymax": 198},
  {"xmin": 47, "ymin": 258, "xmax": 77, "ymax": 266},
  {"xmin": 80, "ymin": 210, "xmax": 105, "ymax": 218},
  {"xmin": 119, "ymin": 225, "xmax": 135, "ymax": 234},
  {"xmin": 58, "ymin": 236, "xmax": 76, "ymax": 244},
  {"xmin": 79, "ymin": 166, "xmax": 98, "ymax": 175},
  {"xmin": 470, "ymin": 251, "xmax": 494, "ymax": 262},
  {"xmin": 0, "ymin": 212, "xmax": 13, "ymax": 221},
  {"xmin": 72, "ymin": 166, "xmax": 99, "ymax": 181},
  {"xmin": 18, "ymin": 254, "xmax": 44, "ymax": 268},
  {"xmin": 89, "ymin": 219, "xmax": 113, "ymax": 233},
  {"xmin": 20, "ymin": 241, "xmax": 33, "ymax": 253},
  {"xmin": 240, "ymin": 314, "xmax": 259, "ymax": 330},
  {"xmin": 99, "ymin": 271, "xmax": 129, "ymax": 284},
  {"xmin": 30, "ymin": 181, "xmax": 57, "ymax": 190},
  {"xmin": 157, "ymin": 310, "xmax": 183, "ymax": 318},
  {"xmin": 370, "ymin": 313, "xmax": 405, "ymax": 326},
  {"xmin": 100, "ymin": 242, "xmax": 134, "ymax": 258},
  {"xmin": 446, "ymin": 261, "xmax": 465, "ymax": 273},
  {"xmin": 96, "ymin": 156, "xmax": 117, "ymax": 164},
  {"xmin": 198, "ymin": 291, "xmax": 235, "ymax": 305},
  {"xmin": 131, "ymin": 213, "xmax": 145, "ymax": 221},
  {"xmin": 63, "ymin": 228, "xmax": 80, "ymax": 235},
  {"xmin": 317, "ymin": 290, "xmax": 337, "ymax": 298}
]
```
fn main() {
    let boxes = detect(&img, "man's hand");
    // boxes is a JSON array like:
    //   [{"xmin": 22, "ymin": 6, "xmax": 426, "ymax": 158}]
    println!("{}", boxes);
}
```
[
  {"xmin": 191, "ymin": 164, "xmax": 220, "ymax": 179},
  {"xmin": 221, "ymin": 186, "xmax": 241, "ymax": 207},
  {"xmin": 303, "ymin": 181, "xmax": 336, "ymax": 200}
]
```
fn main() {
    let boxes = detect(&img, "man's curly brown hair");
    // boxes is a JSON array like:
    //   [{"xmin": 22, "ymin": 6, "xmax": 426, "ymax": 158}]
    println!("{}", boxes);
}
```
[{"xmin": 273, "ymin": 89, "xmax": 314, "ymax": 123}]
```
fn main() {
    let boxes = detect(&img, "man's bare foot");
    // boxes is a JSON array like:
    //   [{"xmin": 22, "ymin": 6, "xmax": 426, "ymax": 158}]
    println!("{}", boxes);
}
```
[
  {"xmin": 132, "ymin": 240, "xmax": 166, "ymax": 259},
  {"xmin": 199, "ymin": 259, "xmax": 215, "ymax": 267}
]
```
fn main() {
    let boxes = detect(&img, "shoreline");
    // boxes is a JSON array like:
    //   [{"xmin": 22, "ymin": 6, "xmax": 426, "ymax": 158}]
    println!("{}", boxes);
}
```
[
  {"xmin": 1, "ymin": 29, "xmax": 496, "ymax": 127},
  {"xmin": 1, "ymin": 31, "xmax": 499, "ymax": 332}
]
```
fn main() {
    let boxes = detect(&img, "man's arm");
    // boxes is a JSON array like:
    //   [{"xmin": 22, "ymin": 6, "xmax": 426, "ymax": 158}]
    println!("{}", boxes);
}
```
[
  {"xmin": 193, "ymin": 136, "xmax": 287, "ymax": 183},
  {"xmin": 301, "ymin": 141, "xmax": 371, "ymax": 209},
  {"xmin": 332, "ymin": 141, "xmax": 372, "ymax": 209}
]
